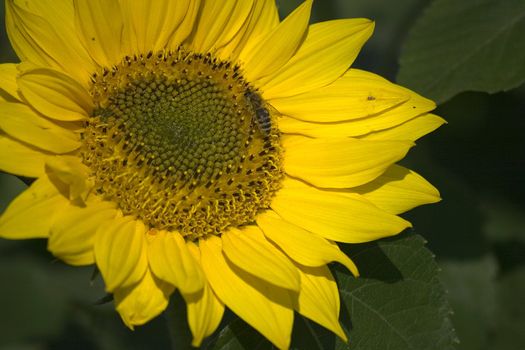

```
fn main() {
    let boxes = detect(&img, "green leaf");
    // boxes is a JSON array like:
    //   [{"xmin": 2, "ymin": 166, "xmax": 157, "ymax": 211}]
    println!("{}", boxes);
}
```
[
  {"xmin": 397, "ymin": 0, "xmax": 525, "ymax": 103},
  {"xmin": 337, "ymin": 231, "xmax": 457, "ymax": 350},
  {"xmin": 209, "ymin": 232, "xmax": 456, "ymax": 350},
  {"xmin": 208, "ymin": 312, "xmax": 337, "ymax": 349},
  {"xmin": 209, "ymin": 316, "xmax": 273, "ymax": 350}
]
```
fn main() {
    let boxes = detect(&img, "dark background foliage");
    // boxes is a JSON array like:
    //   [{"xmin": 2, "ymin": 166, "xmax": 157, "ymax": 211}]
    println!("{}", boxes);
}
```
[{"xmin": 1, "ymin": 0, "xmax": 524, "ymax": 349}]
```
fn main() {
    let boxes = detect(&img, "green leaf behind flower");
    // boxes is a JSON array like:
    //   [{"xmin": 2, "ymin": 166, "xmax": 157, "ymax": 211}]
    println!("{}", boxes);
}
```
[
  {"xmin": 337, "ymin": 231, "xmax": 456, "ymax": 350},
  {"xmin": 397, "ymin": 0, "xmax": 525, "ymax": 103}
]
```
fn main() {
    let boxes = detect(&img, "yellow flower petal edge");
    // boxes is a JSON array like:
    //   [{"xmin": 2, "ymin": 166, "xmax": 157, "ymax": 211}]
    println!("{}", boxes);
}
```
[
  {"xmin": 120, "ymin": 0, "xmax": 193, "ymax": 54},
  {"xmin": 6, "ymin": 0, "xmax": 96, "ymax": 83},
  {"xmin": 282, "ymin": 135, "xmax": 413, "ymax": 188},
  {"xmin": 0, "ymin": 63, "xmax": 21, "ymax": 100},
  {"xmin": 0, "ymin": 0, "xmax": 443, "ymax": 347},
  {"xmin": 114, "ymin": 268, "xmax": 174, "ymax": 329},
  {"xmin": 184, "ymin": 241, "xmax": 225, "ymax": 347},
  {"xmin": 94, "ymin": 217, "xmax": 148, "ymax": 292},
  {"xmin": 18, "ymin": 67, "xmax": 92, "ymax": 121},
  {"xmin": 48, "ymin": 200, "xmax": 117, "ymax": 265},
  {"xmin": 271, "ymin": 177, "xmax": 411, "ymax": 243},
  {"xmin": 241, "ymin": 0, "xmax": 312, "ymax": 82},
  {"xmin": 261, "ymin": 19, "xmax": 374, "ymax": 99},
  {"xmin": 0, "ymin": 175, "xmax": 68, "ymax": 239},
  {"xmin": 257, "ymin": 210, "xmax": 359, "ymax": 276},
  {"xmin": 294, "ymin": 264, "xmax": 348, "ymax": 342},
  {"xmin": 219, "ymin": 0, "xmax": 280, "ymax": 61},
  {"xmin": 200, "ymin": 235, "xmax": 294, "ymax": 349},
  {"xmin": 0, "ymin": 103, "xmax": 80, "ymax": 154},
  {"xmin": 222, "ymin": 225, "xmax": 301, "ymax": 291},
  {"xmin": 270, "ymin": 68, "xmax": 413, "ymax": 122},
  {"xmin": 73, "ymin": 0, "xmax": 124, "ymax": 68},
  {"xmin": 147, "ymin": 229, "xmax": 205, "ymax": 294},
  {"xmin": 0, "ymin": 134, "xmax": 50, "ymax": 177},
  {"xmin": 346, "ymin": 164, "xmax": 441, "ymax": 215}
]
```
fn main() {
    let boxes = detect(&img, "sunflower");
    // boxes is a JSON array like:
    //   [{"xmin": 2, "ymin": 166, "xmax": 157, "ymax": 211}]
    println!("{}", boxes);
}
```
[{"xmin": 0, "ymin": 0, "xmax": 443, "ymax": 348}]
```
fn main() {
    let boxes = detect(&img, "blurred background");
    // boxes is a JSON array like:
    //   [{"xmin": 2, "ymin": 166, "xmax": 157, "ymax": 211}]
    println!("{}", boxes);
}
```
[{"xmin": 1, "ymin": 0, "xmax": 523, "ymax": 349}]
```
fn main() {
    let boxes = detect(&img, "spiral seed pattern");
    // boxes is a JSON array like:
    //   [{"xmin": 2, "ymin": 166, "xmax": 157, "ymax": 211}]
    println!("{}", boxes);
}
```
[{"xmin": 81, "ymin": 49, "xmax": 283, "ymax": 240}]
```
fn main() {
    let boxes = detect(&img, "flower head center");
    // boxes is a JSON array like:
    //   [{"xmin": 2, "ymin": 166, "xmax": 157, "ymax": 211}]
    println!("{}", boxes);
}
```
[{"xmin": 81, "ymin": 49, "xmax": 283, "ymax": 240}]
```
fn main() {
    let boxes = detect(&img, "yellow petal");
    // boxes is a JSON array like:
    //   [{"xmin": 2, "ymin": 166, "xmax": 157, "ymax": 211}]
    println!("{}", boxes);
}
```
[
  {"xmin": 6, "ymin": 0, "xmax": 96, "ymax": 83},
  {"xmin": 184, "ymin": 286, "xmax": 224, "ymax": 347},
  {"xmin": 271, "ymin": 177, "xmax": 411, "ymax": 243},
  {"xmin": 225, "ymin": 0, "xmax": 280, "ymax": 60},
  {"xmin": 0, "ymin": 176, "xmax": 68, "ymax": 239},
  {"xmin": 270, "ymin": 68, "xmax": 410, "ymax": 123},
  {"xmin": 0, "ymin": 134, "xmax": 50, "ymax": 177},
  {"xmin": 73, "ymin": 0, "xmax": 123, "ymax": 67},
  {"xmin": 45, "ymin": 155, "xmax": 93, "ymax": 202},
  {"xmin": 294, "ymin": 264, "xmax": 347, "ymax": 342},
  {"xmin": 148, "ymin": 230, "xmax": 205, "ymax": 295},
  {"xmin": 346, "ymin": 165, "xmax": 441, "ymax": 215},
  {"xmin": 360, "ymin": 113, "xmax": 446, "ymax": 141},
  {"xmin": 94, "ymin": 217, "xmax": 148, "ymax": 292},
  {"xmin": 222, "ymin": 226, "xmax": 301, "ymax": 291},
  {"xmin": 0, "ymin": 103, "xmax": 80, "ymax": 154},
  {"xmin": 114, "ymin": 268, "xmax": 174, "ymax": 329},
  {"xmin": 241, "ymin": 0, "xmax": 312, "ymax": 82},
  {"xmin": 121, "ymin": 0, "xmax": 192, "ymax": 54},
  {"xmin": 0, "ymin": 63, "xmax": 20, "ymax": 101},
  {"xmin": 212, "ymin": 0, "xmax": 254, "ymax": 55},
  {"xmin": 18, "ymin": 67, "xmax": 92, "ymax": 121},
  {"xmin": 283, "ymin": 135, "xmax": 413, "ymax": 188},
  {"xmin": 167, "ymin": 0, "xmax": 201, "ymax": 49},
  {"xmin": 183, "ymin": 242, "xmax": 225, "ymax": 348},
  {"xmin": 277, "ymin": 90, "xmax": 436, "ymax": 137},
  {"xmin": 257, "ymin": 211, "xmax": 358, "ymax": 276},
  {"xmin": 200, "ymin": 235, "xmax": 294, "ymax": 350},
  {"xmin": 190, "ymin": 0, "xmax": 252, "ymax": 53},
  {"xmin": 48, "ymin": 200, "xmax": 117, "ymax": 265},
  {"xmin": 261, "ymin": 19, "xmax": 374, "ymax": 99}
]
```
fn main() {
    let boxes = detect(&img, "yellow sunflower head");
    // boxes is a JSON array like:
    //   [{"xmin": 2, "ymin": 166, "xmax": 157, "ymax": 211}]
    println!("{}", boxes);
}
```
[{"xmin": 0, "ymin": 0, "xmax": 444, "ymax": 348}]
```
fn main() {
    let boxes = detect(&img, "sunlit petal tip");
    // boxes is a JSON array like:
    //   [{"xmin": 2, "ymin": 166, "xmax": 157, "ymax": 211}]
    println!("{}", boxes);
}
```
[
  {"xmin": 200, "ymin": 235, "xmax": 294, "ymax": 349},
  {"xmin": 222, "ymin": 226, "xmax": 301, "ymax": 291},
  {"xmin": 347, "ymin": 164, "xmax": 441, "ymax": 215},
  {"xmin": 95, "ymin": 217, "xmax": 148, "ymax": 292},
  {"xmin": 45, "ymin": 155, "xmax": 93, "ymax": 202},
  {"xmin": 0, "ymin": 63, "xmax": 21, "ymax": 101},
  {"xmin": 148, "ymin": 230, "xmax": 205, "ymax": 295},
  {"xmin": 257, "ymin": 210, "xmax": 360, "ymax": 277},
  {"xmin": 48, "ymin": 200, "xmax": 117, "ymax": 266},
  {"xmin": 294, "ymin": 264, "xmax": 348, "ymax": 343},
  {"xmin": 114, "ymin": 268, "xmax": 174, "ymax": 328},
  {"xmin": 272, "ymin": 177, "xmax": 412, "ymax": 243},
  {"xmin": 283, "ymin": 136, "xmax": 414, "ymax": 188},
  {"xmin": 0, "ymin": 176, "xmax": 68, "ymax": 240},
  {"xmin": 260, "ymin": 16, "xmax": 374, "ymax": 99},
  {"xmin": 182, "ymin": 280, "xmax": 225, "ymax": 347}
]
